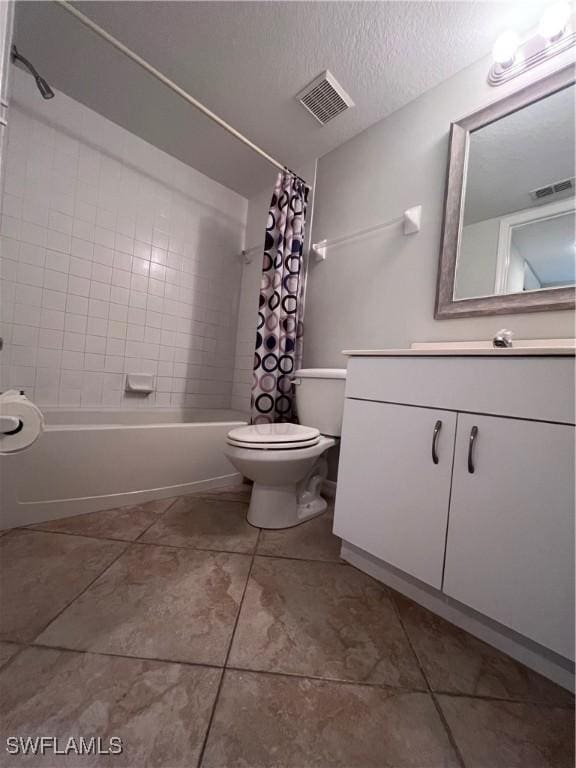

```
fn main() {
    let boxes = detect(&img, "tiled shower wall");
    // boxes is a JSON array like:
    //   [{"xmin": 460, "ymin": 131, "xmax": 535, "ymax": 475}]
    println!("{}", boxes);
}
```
[
  {"xmin": 0, "ymin": 69, "xmax": 247, "ymax": 409},
  {"xmin": 230, "ymin": 185, "xmax": 270, "ymax": 413}
]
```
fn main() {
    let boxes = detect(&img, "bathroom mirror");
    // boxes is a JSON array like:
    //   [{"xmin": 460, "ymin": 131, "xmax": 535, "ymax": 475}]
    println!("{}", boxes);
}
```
[{"xmin": 435, "ymin": 66, "xmax": 576, "ymax": 318}]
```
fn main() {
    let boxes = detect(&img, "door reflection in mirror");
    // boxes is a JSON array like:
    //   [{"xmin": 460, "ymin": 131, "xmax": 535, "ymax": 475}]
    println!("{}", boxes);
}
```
[{"xmin": 454, "ymin": 83, "xmax": 575, "ymax": 301}]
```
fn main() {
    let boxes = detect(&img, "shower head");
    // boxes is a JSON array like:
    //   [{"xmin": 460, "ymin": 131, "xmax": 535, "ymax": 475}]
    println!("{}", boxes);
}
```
[{"xmin": 11, "ymin": 46, "xmax": 55, "ymax": 100}]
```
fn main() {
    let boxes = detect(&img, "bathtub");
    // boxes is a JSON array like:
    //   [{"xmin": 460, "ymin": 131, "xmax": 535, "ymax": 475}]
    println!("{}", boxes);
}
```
[{"xmin": 0, "ymin": 408, "xmax": 248, "ymax": 529}]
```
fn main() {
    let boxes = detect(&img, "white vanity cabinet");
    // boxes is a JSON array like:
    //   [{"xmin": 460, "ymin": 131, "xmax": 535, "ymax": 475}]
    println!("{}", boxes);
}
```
[
  {"xmin": 334, "ymin": 352, "xmax": 575, "ymax": 669},
  {"xmin": 444, "ymin": 413, "xmax": 575, "ymax": 659},
  {"xmin": 335, "ymin": 399, "xmax": 456, "ymax": 588}
]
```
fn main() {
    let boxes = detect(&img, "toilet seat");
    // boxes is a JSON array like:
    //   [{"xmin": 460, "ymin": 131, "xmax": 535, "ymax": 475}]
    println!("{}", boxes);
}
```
[{"xmin": 226, "ymin": 423, "xmax": 320, "ymax": 450}]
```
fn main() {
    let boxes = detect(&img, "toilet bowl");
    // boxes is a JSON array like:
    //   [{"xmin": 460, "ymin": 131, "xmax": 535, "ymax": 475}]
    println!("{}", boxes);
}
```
[{"xmin": 225, "ymin": 369, "xmax": 346, "ymax": 529}]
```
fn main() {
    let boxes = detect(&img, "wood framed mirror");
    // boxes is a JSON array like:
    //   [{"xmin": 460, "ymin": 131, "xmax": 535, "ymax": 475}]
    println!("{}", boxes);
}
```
[{"xmin": 435, "ymin": 65, "xmax": 576, "ymax": 319}]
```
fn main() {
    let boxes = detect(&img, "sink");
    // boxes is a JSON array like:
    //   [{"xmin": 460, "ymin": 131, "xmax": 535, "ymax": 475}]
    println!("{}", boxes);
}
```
[{"xmin": 342, "ymin": 339, "xmax": 576, "ymax": 357}]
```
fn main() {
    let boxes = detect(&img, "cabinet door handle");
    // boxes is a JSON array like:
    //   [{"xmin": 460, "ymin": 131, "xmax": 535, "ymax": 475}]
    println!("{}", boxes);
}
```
[
  {"xmin": 468, "ymin": 426, "xmax": 479, "ymax": 473},
  {"xmin": 432, "ymin": 419, "xmax": 442, "ymax": 464}
]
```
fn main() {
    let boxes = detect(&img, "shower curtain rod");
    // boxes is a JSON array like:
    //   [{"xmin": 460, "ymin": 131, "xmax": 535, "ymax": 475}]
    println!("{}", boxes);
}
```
[{"xmin": 52, "ymin": 0, "xmax": 307, "ymax": 185}]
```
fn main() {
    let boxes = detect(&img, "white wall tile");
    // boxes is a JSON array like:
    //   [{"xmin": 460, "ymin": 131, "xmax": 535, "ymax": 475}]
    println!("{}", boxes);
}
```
[
  {"xmin": 43, "ymin": 270, "xmax": 68, "ymax": 294},
  {"xmin": 69, "ymin": 257, "xmax": 92, "ymax": 279},
  {"xmin": 42, "ymin": 289, "xmax": 67, "ymax": 311},
  {"xmin": 14, "ymin": 304, "xmax": 41, "ymax": 326},
  {"xmin": 68, "ymin": 275, "xmax": 90, "ymax": 297},
  {"xmin": 63, "ymin": 331, "xmax": 85, "ymax": 352},
  {"xmin": 45, "ymin": 250, "xmax": 70, "ymax": 273},
  {"xmin": 4, "ymin": 70, "xmax": 247, "ymax": 409},
  {"xmin": 38, "ymin": 328, "xmax": 63, "ymax": 349}
]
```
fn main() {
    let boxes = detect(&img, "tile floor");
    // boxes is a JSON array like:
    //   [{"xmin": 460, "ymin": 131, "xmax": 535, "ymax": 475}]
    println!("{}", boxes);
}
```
[{"xmin": 0, "ymin": 485, "xmax": 573, "ymax": 768}]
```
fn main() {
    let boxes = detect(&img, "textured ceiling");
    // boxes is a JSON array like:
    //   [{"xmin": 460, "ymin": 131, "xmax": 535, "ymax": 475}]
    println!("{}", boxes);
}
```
[
  {"xmin": 464, "ymin": 84, "xmax": 575, "ymax": 224},
  {"xmin": 14, "ymin": 0, "xmax": 551, "ymax": 197}
]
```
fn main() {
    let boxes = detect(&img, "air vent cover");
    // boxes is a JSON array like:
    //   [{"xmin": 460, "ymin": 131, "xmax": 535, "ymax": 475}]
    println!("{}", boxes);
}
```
[
  {"xmin": 530, "ymin": 177, "xmax": 574, "ymax": 201},
  {"xmin": 297, "ymin": 70, "xmax": 354, "ymax": 125}
]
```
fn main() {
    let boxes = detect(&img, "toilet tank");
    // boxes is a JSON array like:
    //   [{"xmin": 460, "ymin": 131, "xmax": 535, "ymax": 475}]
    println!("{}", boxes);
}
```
[{"xmin": 294, "ymin": 368, "xmax": 347, "ymax": 437}]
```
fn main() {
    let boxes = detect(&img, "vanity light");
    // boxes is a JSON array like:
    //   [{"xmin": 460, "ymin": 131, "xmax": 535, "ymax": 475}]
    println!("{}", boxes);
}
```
[
  {"xmin": 492, "ymin": 30, "xmax": 520, "ymax": 68},
  {"xmin": 539, "ymin": 1, "xmax": 571, "ymax": 41},
  {"xmin": 488, "ymin": 2, "xmax": 575, "ymax": 85}
]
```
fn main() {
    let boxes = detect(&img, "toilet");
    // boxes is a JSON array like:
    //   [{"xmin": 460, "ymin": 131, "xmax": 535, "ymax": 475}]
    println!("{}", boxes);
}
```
[{"xmin": 225, "ymin": 368, "xmax": 347, "ymax": 529}]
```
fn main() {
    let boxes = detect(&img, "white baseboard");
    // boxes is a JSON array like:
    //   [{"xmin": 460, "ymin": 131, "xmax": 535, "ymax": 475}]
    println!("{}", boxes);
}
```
[{"xmin": 341, "ymin": 541, "xmax": 575, "ymax": 692}]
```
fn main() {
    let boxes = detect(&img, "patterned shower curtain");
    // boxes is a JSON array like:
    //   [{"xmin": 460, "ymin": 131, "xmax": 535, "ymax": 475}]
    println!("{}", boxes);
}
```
[{"xmin": 251, "ymin": 171, "xmax": 310, "ymax": 424}]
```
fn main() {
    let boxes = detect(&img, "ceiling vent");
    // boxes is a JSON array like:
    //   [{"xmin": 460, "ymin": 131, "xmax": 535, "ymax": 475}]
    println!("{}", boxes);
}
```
[
  {"xmin": 530, "ymin": 177, "xmax": 574, "ymax": 201},
  {"xmin": 297, "ymin": 70, "xmax": 354, "ymax": 125}
]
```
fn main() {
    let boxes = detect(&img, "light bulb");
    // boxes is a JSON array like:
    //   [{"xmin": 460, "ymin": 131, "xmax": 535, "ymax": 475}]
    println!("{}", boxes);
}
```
[
  {"xmin": 492, "ymin": 30, "xmax": 520, "ymax": 68},
  {"xmin": 539, "ymin": 2, "xmax": 571, "ymax": 41}
]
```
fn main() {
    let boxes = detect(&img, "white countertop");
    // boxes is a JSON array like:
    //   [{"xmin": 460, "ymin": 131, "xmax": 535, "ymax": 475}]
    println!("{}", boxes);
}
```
[
  {"xmin": 343, "ymin": 348, "xmax": 575, "ymax": 357},
  {"xmin": 343, "ymin": 339, "xmax": 576, "ymax": 357}
]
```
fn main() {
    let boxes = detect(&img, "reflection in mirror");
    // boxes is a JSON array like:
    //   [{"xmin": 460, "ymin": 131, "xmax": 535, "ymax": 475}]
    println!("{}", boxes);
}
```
[{"xmin": 454, "ymin": 84, "xmax": 575, "ymax": 301}]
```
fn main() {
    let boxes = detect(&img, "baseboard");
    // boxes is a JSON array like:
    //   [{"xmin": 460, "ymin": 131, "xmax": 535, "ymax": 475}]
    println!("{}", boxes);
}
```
[{"xmin": 341, "ymin": 540, "xmax": 575, "ymax": 692}]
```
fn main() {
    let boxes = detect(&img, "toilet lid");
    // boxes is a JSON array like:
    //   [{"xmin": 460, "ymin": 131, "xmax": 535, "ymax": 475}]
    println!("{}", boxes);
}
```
[{"xmin": 227, "ymin": 423, "xmax": 320, "ymax": 446}]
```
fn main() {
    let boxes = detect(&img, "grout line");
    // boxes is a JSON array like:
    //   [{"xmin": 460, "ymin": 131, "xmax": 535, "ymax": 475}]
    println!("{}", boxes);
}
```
[
  {"xmin": 250, "ymin": 551, "xmax": 345, "ymax": 565},
  {"xmin": 13, "ymin": 526, "xmax": 131, "ymax": 545},
  {"xmin": 429, "ymin": 693, "xmax": 468, "ymax": 767},
  {"xmin": 222, "ymin": 664, "xmax": 575, "ymax": 708},
  {"xmin": 224, "ymin": 526, "xmax": 261, "ymax": 668},
  {"xmin": 27, "ymin": 642, "xmax": 225, "ymax": 673},
  {"xmin": 430, "ymin": 693, "xmax": 467, "ymax": 768},
  {"xmin": 223, "ymin": 664, "xmax": 428, "ymax": 694},
  {"xmin": 422, "ymin": 688, "xmax": 575, "ymax": 710},
  {"xmin": 196, "ymin": 527, "xmax": 261, "ymax": 768},
  {"xmin": 10, "ymin": 639, "xmax": 571, "ymax": 711},
  {"xmin": 132, "ymin": 496, "xmax": 181, "ymax": 542},
  {"xmin": 19, "ymin": 526, "xmax": 255, "ymax": 553},
  {"xmin": 361, "ymin": 575, "xmax": 575, "ymax": 711},
  {"xmin": 389, "ymin": 594, "xmax": 468, "ymax": 768},
  {"xmin": 26, "ymin": 541, "xmax": 132, "ymax": 645},
  {"xmin": 16, "ymin": 525, "xmax": 345, "ymax": 566},
  {"xmin": 19, "ymin": 497, "xmax": 182, "ymax": 545},
  {"xmin": 0, "ymin": 644, "xmax": 28, "ymax": 676},
  {"xmin": 5, "ymin": 490, "xmax": 567, "ymax": 750}
]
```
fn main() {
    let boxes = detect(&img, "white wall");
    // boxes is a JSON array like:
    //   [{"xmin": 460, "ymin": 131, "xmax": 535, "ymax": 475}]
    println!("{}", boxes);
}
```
[
  {"xmin": 0, "ymin": 70, "xmax": 247, "ymax": 408},
  {"xmin": 456, "ymin": 217, "xmax": 500, "ymax": 299},
  {"xmin": 230, "ymin": 161, "xmax": 317, "ymax": 413},
  {"xmin": 303, "ymin": 54, "xmax": 575, "ymax": 369}
]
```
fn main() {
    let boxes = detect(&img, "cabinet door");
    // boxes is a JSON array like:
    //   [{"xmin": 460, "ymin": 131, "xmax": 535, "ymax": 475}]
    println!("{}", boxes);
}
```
[
  {"xmin": 443, "ymin": 414, "xmax": 575, "ymax": 660},
  {"xmin": 333, "ymin": 399, "xmax": 456, "ymax": 588}
]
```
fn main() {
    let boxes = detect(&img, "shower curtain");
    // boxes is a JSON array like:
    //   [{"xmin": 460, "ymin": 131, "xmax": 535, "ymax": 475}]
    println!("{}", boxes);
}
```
[{"xmin": 251, "ymin": 171, "xmax": 310, "ymax": 424}]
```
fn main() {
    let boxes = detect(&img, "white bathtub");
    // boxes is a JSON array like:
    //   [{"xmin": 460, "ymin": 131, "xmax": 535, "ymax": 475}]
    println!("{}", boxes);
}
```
[{"xmin": 0, "ymin": 408, "xmax": 248, "ymax": 529}]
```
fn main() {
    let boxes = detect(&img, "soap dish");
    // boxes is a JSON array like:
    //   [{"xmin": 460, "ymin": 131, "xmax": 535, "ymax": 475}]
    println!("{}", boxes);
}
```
[{"xmin": 125, "ymin": 373, "xmax": 155, "ymax": 394}]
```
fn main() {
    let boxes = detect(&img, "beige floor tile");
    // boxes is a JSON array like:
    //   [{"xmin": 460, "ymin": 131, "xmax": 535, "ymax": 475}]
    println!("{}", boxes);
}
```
[
  {"xmin": 0, "ymin": 646, "xmax": 220, "ymax": 767},
  {"xmin": 202, "ymin": 670, "xmax": 459, "ymax": 768},
  {"xmin": 0, "ymin": 642, "xmax": 21, "ymax": 669},
  {"xmin": 28, "ymin": 499, "xmax": 176, "ymax": 542},
  {"xmin": 257, "ymin": 509, "xmax": 341, "ymax": 562},
  {"xmin": 0, "ymin": 531, "xmax": 126, "ymax": 643},
  {"xmin": 228, "ymin": 557, "xmax": 425, "ymax": 688},
  {"xmin": 394, "ymin": 594, "xmax": 574, "ymax": 707},
  {"xmin": 141, "ymin": 497, "xmax": 258, "ymax": 553},
  {"xmin": 439, "ymin": 695, "xmax": 575, "ymax": 768},
  {"xmin": 36, "ymin": 544, "xmax": 251, "ymax": 666}
]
